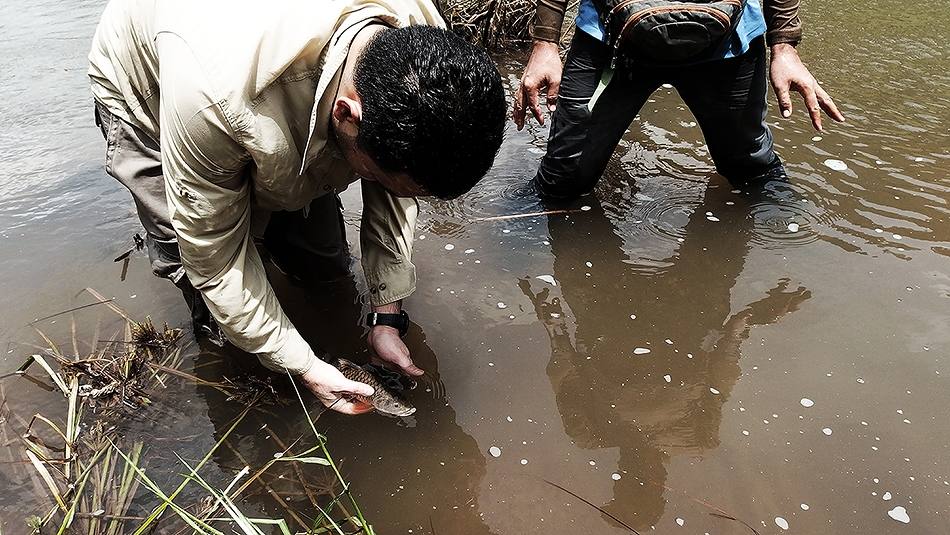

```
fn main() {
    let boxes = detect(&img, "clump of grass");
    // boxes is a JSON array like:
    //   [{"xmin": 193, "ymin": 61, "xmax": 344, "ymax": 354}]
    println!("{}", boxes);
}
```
[
  {"xmin": 438, "ymin": 0, "xmax": 578, "ymax": 49},
  {"xmin": 4, "ymin": 288, "xmax": 376, "ymax": 534}
]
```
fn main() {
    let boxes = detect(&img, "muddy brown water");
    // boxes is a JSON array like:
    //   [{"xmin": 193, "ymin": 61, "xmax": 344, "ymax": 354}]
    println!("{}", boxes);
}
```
[{"xmin": 1, "ymin": 0, "xmax": 949, "ymax": 533}]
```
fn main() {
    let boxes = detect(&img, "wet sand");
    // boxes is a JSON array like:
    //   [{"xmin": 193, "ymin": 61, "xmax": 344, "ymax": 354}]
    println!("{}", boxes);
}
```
[{"xmin": 1, "ymin": 0, "xmax": 949, "ymax": 533}]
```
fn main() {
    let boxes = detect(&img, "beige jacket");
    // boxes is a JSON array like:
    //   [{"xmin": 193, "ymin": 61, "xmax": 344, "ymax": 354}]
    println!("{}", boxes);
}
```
[{"xmin": 88, "ymin": 0, "xmax": 444, "ymax": 374}]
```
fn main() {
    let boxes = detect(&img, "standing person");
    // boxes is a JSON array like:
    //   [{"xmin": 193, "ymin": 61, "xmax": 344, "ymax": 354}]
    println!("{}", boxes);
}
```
[
  {"xmin": 513, "ymin": 0, "xmax": 845, "ymax": 198},
  {"xmin": 88, "ymin": 0, "xmax": 506, "ymax": 413}
]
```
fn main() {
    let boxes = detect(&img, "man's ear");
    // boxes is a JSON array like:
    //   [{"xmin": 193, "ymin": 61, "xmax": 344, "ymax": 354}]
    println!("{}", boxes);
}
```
[{"xmin": 332, "ymin": 97, "xmax": 363, "ymax": 126}]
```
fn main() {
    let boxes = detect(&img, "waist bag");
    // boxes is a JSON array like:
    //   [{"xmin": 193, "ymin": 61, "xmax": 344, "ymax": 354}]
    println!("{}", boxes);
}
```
[{"xmin": 597, "ymin": 0, "xmax": 746, "ymax": 65}]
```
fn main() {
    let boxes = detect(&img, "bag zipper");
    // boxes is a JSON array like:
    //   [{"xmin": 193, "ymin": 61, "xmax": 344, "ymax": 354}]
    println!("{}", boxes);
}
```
[{"xmin": 609, "ymin": 3, "xmax": 738, "ymax": 68}]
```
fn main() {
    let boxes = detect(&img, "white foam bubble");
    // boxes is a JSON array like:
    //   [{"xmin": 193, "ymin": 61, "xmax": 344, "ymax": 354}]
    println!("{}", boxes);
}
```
[
  {"xmin": 709, "ymin": 387, "xmax": 721, "ymax": 395},
  {"xmin": 887, "ymin": 506, "xmax": 910, "ymax": 524},
  {"xmin": 801, "ymin": 398, "xmax": 815, "ymax": 408},
  {"xmin": 664, "ymin": 374, "xmax": 672, "ymax": 383},
  {"xmin": 633, "ymin": 347, "xmax": 651, "ymax": 355},
  {"xmin": 800, "ymin": 503, "xmax": 810, "ymax": 510},
  {"xmin": 775, "ymin": 517, "xmax": 789, "ymax": 530},
  {"xmin": 787, "ymin": 222, "xmax": 800, "ymax": 232},
  {"xmin": 444, "ymin": 243, "xmax": 455, "ymax": 251},
  {"xmin": 497, "ymin": 302, "xmax": 507, "ymax": 309},
  {"xmin": 536, "ymin": 275, "xmax": 557, "ymax": 286},
  {"xmin": 464, "ymin": 248, "xmax": 475, "ymax": 254},
  {"xmin": 611, "ymin": 473, "xmax": 622, "ymax": 481},
  {"xmin": 675, "ymin": 518, "xmax": 685, "ymax": 526},
  {"xmin": 489, "ymin": 446, "xmax": 501, "ymax": 458},
  {"xmin": 824, "ymin": 159, "xmax": 849, "ymax": 171},
  {"xmin": 822, "ymin": 427, "xmax": 833, "ymax": 436},
  {"xmin": 883, "ymin": 492, "xmax": 892, "ymax": 501},
  {"xmin": 520, "ymin": 459, "xmax": 528, "ymax": 465}
]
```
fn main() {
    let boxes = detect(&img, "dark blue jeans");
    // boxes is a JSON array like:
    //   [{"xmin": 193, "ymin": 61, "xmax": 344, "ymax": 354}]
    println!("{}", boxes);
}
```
[{"xmin": 535, "ymin": 32, "xmax": 784, "ymax": 199}]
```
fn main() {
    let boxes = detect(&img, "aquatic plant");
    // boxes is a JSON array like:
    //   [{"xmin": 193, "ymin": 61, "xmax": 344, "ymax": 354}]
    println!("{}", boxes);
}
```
[
  {"xmin": 3, "ymin": 289, "xmax": 375, "ymax": 534},
  {"xmin": 438, "ymin": 0, "xmax": 578, "ymax": 49}
]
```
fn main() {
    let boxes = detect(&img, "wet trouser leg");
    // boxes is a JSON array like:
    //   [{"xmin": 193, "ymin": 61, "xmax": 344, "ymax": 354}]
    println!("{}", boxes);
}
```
[
  {"xmin": 534, "ymin": 31, "xmax": 660, "ymax": 200},
  {"xmin": 94, "ymin": 101, "xmax": 220, "ymax": 340},
  {"xmin": 95, "ymin": 102, "xmax": 350, "ymax": 339},
  {"xmin": 535, "ymin": 33, "xmax": 785, "ymax": 200},
  {"xmin": 673, "ymin": 37, "xmax": 785, "ymax": 184}
]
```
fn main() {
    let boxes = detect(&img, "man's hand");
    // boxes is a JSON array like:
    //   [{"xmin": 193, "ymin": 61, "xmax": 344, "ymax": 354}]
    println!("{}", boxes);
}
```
[
  {"xmin": 769, "ymin": 43, "xmax": 845, "ymax": 132},
  {"xmin": 368, "ymin": 325, "xmax": 423, "ymax": 376},
  {"xmin": 300, "ymin": 360, "xmax": 375, "ymax": 415},
  {"xmin": 513, "ymin": 40, "xmax": 563, "ymax": 130},
  {"xmin": 366, "ymin": 301, "xmax": 424, "ymax": 376}
]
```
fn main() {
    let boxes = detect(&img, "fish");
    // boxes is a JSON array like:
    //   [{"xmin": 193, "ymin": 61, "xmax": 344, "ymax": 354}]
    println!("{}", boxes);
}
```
[{"xmin": 335, "ymin": 359, "xmax": 416, "ymax": 417}]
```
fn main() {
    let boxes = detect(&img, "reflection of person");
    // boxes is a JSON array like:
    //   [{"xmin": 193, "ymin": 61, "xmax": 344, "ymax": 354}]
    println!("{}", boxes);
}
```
[
  {"xmin": 519, "ymin": 185, "xmax": 810, "ymax": 528},
  {"xmin": 513, "ymin": 0, "xmax": 845, "ymax": 199},
  {"xmin": 88, "ymin": 0, "xmax": 506, "ymax": 413}
]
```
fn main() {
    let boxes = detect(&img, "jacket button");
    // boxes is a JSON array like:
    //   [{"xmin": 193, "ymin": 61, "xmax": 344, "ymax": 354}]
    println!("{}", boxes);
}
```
[
  {"xmin": 378, "ymin": 283, "xmax": 387, "ymax": 291},
  {"xmin": 370, "ymin": 286, "xmax": 378, "ymax": 293}
]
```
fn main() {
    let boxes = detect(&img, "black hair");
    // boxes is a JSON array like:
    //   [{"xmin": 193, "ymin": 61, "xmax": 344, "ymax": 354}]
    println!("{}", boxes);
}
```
[{"xmin": 354, "ymin": 25, "xmax": 506, "ymax": 200}]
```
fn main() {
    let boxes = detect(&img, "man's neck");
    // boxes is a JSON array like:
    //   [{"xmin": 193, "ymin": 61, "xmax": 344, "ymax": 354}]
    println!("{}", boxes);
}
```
[{"xmin": 336, "ymin": 23, "xmax": 387, "ymax": 102}]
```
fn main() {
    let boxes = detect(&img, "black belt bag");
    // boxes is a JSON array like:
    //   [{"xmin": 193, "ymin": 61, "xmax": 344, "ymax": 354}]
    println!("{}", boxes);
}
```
[{"xmin": 598, "ymin": 0, "xmax": 746, "ymax": 65}]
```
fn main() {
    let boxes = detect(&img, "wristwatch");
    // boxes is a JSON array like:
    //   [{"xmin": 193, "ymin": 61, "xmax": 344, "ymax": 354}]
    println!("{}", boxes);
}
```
[{"xmin": 366, "ymin": 310, "xmax": 410, "ymax": 338}]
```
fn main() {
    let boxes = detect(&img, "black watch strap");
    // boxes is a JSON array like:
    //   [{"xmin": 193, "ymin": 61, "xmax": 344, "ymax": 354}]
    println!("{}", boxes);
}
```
[{"xmin": 366, "ymin": 310, "xmax": 410, "ymax": 337}]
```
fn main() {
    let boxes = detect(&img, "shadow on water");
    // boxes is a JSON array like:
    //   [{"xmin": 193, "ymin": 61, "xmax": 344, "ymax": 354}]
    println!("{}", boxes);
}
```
[
  {"xmin": 186, "ymin": 269, "xmax": 495, "ymax": 534},
  {"xmin": 517, "ymin": 168, "xmax": 811, "ymax": 530}
]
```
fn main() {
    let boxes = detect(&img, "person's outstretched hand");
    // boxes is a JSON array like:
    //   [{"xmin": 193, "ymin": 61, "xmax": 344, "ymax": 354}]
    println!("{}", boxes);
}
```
[
  {"xmin": 769, "ymin": 43, "xmax": 845, "ymax": 132},
  {"xmin": 368, "ymin": 325, "xmax": 424, "ymax": 377},
  {"xmin": 513, "ymin": 40, "xmax": 563, "ymax": 130},
  {"xmin": 300, "ymin": 360, "xmax": 375, "ymax": 414}
]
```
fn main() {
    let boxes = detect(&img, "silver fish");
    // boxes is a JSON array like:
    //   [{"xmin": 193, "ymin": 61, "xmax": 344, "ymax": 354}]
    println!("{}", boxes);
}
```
[{"xmin": 336, "ymin": 359, "xmax": 416, "ymax": 417}]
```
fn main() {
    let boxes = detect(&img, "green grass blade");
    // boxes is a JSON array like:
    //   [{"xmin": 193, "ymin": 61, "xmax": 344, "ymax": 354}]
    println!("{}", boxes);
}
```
[
  {"xmin": 26, "ymin": 450, "xmax": 66, "ymax": 511},
  {"xmin": 110, "ymin": 442, "xmax": 222, "ymax": 535},
  {"xmin": 275, "ymin": 456, "xmax": 330, "ymax": 465},
  {"xmin": 131, "ymin": 403, "xmax": 254, "ymax": 535}
]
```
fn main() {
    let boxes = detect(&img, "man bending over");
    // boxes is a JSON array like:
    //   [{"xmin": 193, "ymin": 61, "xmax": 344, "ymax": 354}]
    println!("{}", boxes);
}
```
[{"xmin": 89, "ymin": 0, "xmax": 505, "ymax": 412}]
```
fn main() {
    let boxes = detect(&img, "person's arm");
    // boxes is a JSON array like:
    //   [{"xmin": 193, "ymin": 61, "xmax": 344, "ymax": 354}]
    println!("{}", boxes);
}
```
[
  {"xmin": 512, "ymin": 0, "xmax": 569, "ymax": 130},
  {"xmin": 763, "ymin": 0, "xmax": 845, "ymax": 131},
  {"xmin": 763, "ymin": 0, "xmax": 802, "ymax": 46},
  {"xmin": 156, "ymin": 35, "xmax": 373, "ymax": 412},
  {"xmin": 359, "ymin": 180, "xmax": 424, "ymax": 377},
  {"xmin": 529, "ymin": 0, "xmax": 569, "ymax": 43}
]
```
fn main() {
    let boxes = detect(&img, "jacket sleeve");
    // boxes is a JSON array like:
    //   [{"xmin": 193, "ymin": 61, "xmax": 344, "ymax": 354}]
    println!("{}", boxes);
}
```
[
  {"xmin": 157, "ymin": 35, "xmax": 318, "ymax": 375},
  {"xmin": 764, "ymin": 0, "xmax": 803, "ymax": 46},
  {"xmin": 529, "ymin": 0, "xmax": 569, "ymax": 42},
  {"xmin": 359, "ymin": 180, "xmax": 418, "ymax": 306}
]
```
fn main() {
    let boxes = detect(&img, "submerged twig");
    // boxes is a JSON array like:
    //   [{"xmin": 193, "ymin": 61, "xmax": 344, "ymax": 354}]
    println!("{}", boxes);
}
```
[
  {"xmin": 543, "ymin": 479, "xmax": 640, "ymax": 534},
  {"xmin": 28, "ymin": 299, "xmax": 116, "ymax": 326},
  {"xmin": 471, "ymin": 209, "xmax": 581, "ymax": 222},
  {"xmin": 708, "ymin": 512, "xmax": 762, "ymax": 535}
]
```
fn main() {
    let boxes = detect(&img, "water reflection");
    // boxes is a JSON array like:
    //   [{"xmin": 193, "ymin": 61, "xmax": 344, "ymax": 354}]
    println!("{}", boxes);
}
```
[
  {"xmin": 189, "ymin": 270, "xmax": 494, "ymax": 534},
  {"xmin": 519, "ymin": 171, "xmax": 811, "ymax": 529}
]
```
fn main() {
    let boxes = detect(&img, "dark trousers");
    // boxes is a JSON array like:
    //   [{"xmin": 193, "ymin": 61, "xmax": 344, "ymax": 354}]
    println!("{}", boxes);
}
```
[{"xmin": 535, "ymin": 32, "xmax": 784, "ymax": 199}]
